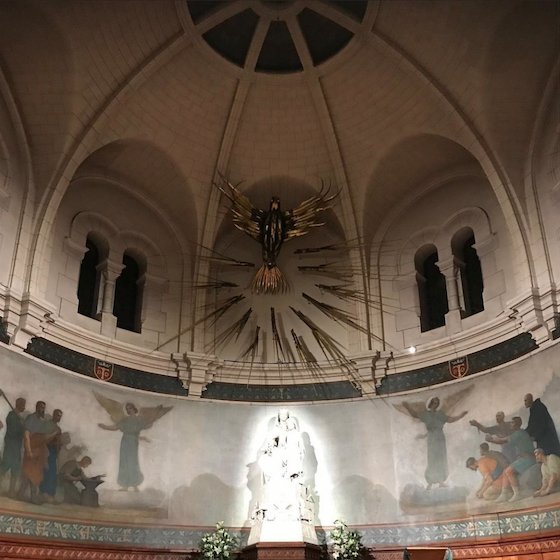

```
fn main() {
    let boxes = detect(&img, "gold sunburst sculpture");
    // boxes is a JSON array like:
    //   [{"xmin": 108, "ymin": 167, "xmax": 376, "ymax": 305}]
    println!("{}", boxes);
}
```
[{"xmin": 217, "ymin": 174, "xmax": 338, "ymax": 295}]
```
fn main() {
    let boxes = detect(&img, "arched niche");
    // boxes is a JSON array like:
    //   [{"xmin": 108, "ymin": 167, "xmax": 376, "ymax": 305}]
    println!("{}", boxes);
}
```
[
  {"xmin": 45, "ymin": 140, "xmax": 189, "ymax": 353},
  {"xmin": 375, "ymin": 171, "xmax": 511, "ymax": 351},
  {"xmin": 363, "ymin": 134, "xmax": 485, "ymax": 265},
  {"xmin": 71, "ymin": 139, "xmax": 198, "ymax": 252}
]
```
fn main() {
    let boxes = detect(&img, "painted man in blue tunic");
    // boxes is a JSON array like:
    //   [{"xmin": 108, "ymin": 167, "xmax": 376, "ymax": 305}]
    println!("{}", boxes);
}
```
[
  {"xmin": 39, "ymin": 408, "xmax": 63, "ymax": 502},
  {"xmin": 0, "ymin": 396, "xmax": 26, "ymax": 497}
]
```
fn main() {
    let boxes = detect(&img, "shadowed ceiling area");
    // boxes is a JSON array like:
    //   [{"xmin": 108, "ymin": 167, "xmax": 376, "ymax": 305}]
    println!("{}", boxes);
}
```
[
  {"xmin": 71, "ymin": 140, "xmax": 197, "ymax": 245},
  {"xmin": 363, "ymin": 135, "xmax": 483, "ymax": 244}
]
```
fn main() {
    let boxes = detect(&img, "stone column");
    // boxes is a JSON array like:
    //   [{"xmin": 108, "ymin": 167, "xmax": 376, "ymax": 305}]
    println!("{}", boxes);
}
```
[
  {"xmin": 99, "ymin": 259, "xmax": 123, "ymax": 337},
  {"xmin": 438, "ymin": 257, "xmax": 462, "ymax": 335}
]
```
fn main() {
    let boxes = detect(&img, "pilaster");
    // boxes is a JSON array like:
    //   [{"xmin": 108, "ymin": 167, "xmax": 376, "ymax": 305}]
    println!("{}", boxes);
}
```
[
  {"xmin": 9, "ymin": 293, "xmax": 57, "ymax": 349},
  {"xmin": 372, "ymin": 350, "xmax": 394, "ymax": 392},
  {"xmin": 353, "ymin": 352, "xmax": 377, "ymax": 396}
]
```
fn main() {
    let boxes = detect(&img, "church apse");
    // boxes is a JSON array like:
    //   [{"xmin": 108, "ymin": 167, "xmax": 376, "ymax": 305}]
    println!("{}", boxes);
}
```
[{"xmin": 0, "ymin": 342, "xmax": 559, "ymax": 548}]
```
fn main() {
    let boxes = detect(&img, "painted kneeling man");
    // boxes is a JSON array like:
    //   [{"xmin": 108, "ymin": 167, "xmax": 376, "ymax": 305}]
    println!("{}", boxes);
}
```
[{"xmin": 249, "ymin": 410, "xmax": 317, "ymax": 545}]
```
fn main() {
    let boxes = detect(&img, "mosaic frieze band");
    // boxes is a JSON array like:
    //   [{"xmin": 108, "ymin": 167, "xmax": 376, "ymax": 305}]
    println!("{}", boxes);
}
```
[
  {"xmin": 24, "ymin": 337, "xmax": 188, "ymax": 396},
  {"xmin": 20, "ymin": 332, "xmax": 537, "ymax": 401},
  {"xmin": 0, "ymin": 506, "xmax": 559, "ymax": 549}
]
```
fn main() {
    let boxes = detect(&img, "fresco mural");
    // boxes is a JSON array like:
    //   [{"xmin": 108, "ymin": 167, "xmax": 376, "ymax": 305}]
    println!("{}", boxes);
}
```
[
  {"xmin": 393, "ymin": 387, "xmax": 472, "ymax": 511},
  {"xmin": 0, "ymin": 342, "xmax": 559, "ymax": 535},
  {"xmin": 95, "ymin": 393, "xmax": 173, "ymax": 492}
]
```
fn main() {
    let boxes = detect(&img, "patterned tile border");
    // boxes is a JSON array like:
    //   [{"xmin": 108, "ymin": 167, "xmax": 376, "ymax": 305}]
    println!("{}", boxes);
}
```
[{"xmin": 1, "ymin": 504, "xmax": 559, "ymax": 549}]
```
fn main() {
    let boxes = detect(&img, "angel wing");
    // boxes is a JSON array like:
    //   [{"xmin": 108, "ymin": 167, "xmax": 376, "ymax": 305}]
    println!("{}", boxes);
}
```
[
  {"xmin": 94, "ymin": 392, "xmax": 125, "ymax": 424},
  {"xmin": 440, "ymin": 385, "xmax": 474, "ymax": 414},
  {"xmin": 284, "ymin": 182, "xmax": 339, "ymax": 240},
  {"xmin": 393, "ymin": 400, "xmax": 426, "ymax": 421},
  {"xmin": 139, "ymin": 404, "xmax": 173, "ymax": 429},
  {"xmin": 216, "ymin": 174, "xmax": 263, "ymax": 240}
]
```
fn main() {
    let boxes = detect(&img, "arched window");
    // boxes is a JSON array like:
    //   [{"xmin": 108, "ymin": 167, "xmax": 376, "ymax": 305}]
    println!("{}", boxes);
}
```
[
  {"xmin": 77, "ymin": 236, "xmax": 101, "ymax": 319},
  {"xmin": 453, "ymin": 230, "xmax": 484, "ymax": 317},
  {"xmin": 416, "ymin": 245, "xmax": 448, "ymax": 332},
  {"xmin": 113, "ymin": 252, "xmax": 144, "ymax": 333}
]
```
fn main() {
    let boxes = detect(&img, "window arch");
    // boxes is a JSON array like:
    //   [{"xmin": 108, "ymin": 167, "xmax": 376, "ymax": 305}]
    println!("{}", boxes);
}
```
[
  {"xmin": 452, "ymin": 228, "xmax": 484, "ymax": 317},
  {"xmin": 415, "ymin": 245, "xmax": 448, "ymax": 332},
  {"xmin": 113, "ymin": 251, "xmax": 145, "ymax": 333},
  {"xmin": 77, "ymin": 235, "xmax": 102, "ymax": 319}
]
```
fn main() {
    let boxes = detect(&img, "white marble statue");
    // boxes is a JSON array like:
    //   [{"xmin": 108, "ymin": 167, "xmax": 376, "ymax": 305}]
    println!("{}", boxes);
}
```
[{"xmin": 248, "ymin": 410, "xmax": 317, "ymax": 544}]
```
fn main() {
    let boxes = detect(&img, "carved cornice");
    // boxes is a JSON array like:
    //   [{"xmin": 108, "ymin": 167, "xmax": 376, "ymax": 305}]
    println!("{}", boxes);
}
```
[
  {"xmin": 451, "ymin": 536, "xmax": 560, "ymax": 557},
  {"xmin": 369, "ymin": 535, "xmax": 560, "ymax": 559},
  {"xmin": 2, "ymin": 537, "xmax": 560, "ymax": 560},
  {"xmin": 0, "ymin": 541, "xmax": 193, "ymax": 560}
]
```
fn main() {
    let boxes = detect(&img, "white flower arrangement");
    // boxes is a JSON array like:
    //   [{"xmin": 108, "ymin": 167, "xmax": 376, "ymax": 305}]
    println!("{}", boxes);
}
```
[
  {"xmin": 329, "ymin": 520, "xmax": 363, "ymax": 560},
  {"xmin": 199, "ymin": 522, "xmax": 238, "ymax": 560}
]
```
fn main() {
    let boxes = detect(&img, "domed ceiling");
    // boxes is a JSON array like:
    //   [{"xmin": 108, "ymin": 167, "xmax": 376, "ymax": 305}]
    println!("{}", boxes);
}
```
[{"xmin": 0, "ymin": 0, "xmax": 557, "ymax": 375}]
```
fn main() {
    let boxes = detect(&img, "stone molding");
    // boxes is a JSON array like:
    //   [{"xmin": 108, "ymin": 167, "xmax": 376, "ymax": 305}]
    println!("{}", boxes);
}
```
[
  {"xmin": 0, "ymin": 540, "xmax": 191, "ymax": 559},
  {"xmin": 11, "ymin": 330, "xmax": 541, "ymax": 400},
  {"xmin": 1, "ymin": 535, "xmax": 559, "ymax": 560}
]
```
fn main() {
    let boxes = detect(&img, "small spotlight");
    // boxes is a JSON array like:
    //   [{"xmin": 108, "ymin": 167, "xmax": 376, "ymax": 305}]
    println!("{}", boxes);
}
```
[{"xmin": 408, "ymin": 346, "xmax": 416, "ymax": 354}]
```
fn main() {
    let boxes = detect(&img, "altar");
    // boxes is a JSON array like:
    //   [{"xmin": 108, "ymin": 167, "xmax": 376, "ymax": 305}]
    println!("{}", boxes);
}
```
[{"xmin": 241, "ymin": 542, "xmax": 322, "ymax": 560}]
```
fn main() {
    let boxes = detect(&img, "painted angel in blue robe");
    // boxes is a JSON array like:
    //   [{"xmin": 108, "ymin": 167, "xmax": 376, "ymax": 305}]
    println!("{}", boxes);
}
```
[
  {"xmin": 394, "ymin": 385, "xmax": 472, "ymax": 490},
  {"xmin": 95, "ymin": 392, "xmax": 172, "ymax": 491}
]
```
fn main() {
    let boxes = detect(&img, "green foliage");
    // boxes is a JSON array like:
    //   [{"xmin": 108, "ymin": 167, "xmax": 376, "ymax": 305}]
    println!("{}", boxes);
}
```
[
  {"xmin": 329, "ymin": 520, "xmax": 363, "ymax": 560},
  {"xmin": 199, "ymin": 522, "xmax": 238, "ymax": 560}
]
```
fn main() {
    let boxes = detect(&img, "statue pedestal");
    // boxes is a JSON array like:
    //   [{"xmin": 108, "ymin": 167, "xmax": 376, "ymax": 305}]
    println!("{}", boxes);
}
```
[
  {"xmin": 241, "ymin": 541, "xmax": 322, "ymax": 560},
  {"xmin": 248, "ymin": 519, "xmax": 318, "ymax": 545}
]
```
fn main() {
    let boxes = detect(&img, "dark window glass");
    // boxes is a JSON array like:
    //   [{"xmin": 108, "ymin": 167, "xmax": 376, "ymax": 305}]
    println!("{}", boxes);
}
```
[
  {"xmin": 77, "ymin": 237, "xmax": 100, "ymax": 319},
  {"xmin": 297, "ymin": 8, "xmax": 353, "ymax": 66},
  {"xmin": 113, "ymin": 253, "xmax": 141, "ymax": 333},
  {"xmin": 417, "ymin": 249, "xmax": 448, "ymax": 332},
  {"xmin": 460, "ymin": 235, "xmax": 484, "ymax": 317},
  {"xmin": 256, "ymin": 20, "xmax": 302, "ymax": 73},
  {"xmin": 202, "ymin": 9, "xmax": 259, "ymax": 67}
]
